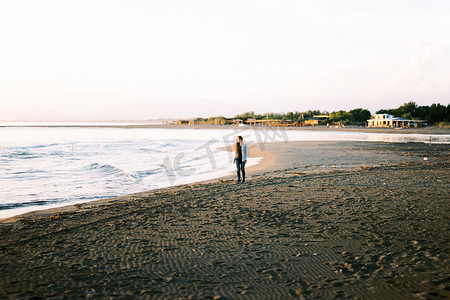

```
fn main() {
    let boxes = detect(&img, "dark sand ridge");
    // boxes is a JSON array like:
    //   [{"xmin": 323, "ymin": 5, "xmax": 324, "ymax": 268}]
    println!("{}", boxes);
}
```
[{"xmin": 0, "ymin": 141, "xmax": 449, "ymax": 299}]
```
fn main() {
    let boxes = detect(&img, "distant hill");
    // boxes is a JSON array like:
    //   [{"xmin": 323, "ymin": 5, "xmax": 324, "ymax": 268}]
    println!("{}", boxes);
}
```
[
  {"xmin": 0, "ymin": 98, "xmax": 249, "ymax": 121},
  {"xmin": 80, "ymin": 98, "xmax": 249, "ymax": 120},
  {"xmin": 0, "ymin": 107, "xmax": 72, "ymax": 122}
]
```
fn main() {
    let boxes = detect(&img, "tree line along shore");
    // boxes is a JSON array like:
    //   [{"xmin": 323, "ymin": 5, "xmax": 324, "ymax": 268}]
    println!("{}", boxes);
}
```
[{"xmin": 172, "ymin": 102, "xmax": 449, "ymax": 127}]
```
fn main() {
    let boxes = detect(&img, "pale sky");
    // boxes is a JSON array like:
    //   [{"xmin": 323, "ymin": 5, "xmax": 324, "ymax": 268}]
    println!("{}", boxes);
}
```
[{"xmin": 1, "ymin": 0, "xmax": 449, "ymax": 119}]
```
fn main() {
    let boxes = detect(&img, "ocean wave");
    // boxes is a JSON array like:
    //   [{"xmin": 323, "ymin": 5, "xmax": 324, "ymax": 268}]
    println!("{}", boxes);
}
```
[
  {"xmin": 9, "ymin": 142, "xmax": 74, "ymax": 150},
  {"xmin": 0, "ymin": 199, "xmax": 55, "ymax": 210},
  {"xmin": 11, "ymin": 169, "xmax": 48, "ymax": 175},
  {"xmin": 4, "ymin": 142, "xmax": 77, "ymax": 159},
  {"xmin": 6, "ymin": 151, "xmax": 41, "ymax": 159},
  {"xmin": 130, "ymin": 169, "xmax": 160, "ymax": 179},
  {"xmin": 85, "ymin": 163, "xmax": 129, "ymax": 177},
  {"xmin": 3, "ymin": 150, "xmax": 78, "ymax": 160},
  {"xmin": 137, "ymin": 147, "xmax": 159, "ymax": 153}
]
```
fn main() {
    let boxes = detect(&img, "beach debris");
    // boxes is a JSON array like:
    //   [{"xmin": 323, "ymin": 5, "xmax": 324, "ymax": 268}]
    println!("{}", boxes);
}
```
[
  {"xmin": 291, "ymin": 171, "xmax": 305, "ymax": 176},
  {"xmin": 360, "ymin": 165, "xmax": 374, "ymax": 170},
  {"xmin": 85, "ymin": 288, "xmax": 96, "ymax": 298},
  {"xmin": 423, "ymin": 157, "xmax": 428, "ymax": 161},
  {"xmin": 219, "ymin": 179, "xmax": 233, "ymax": 183},
  {"xmin": 49, "ymin": 213, "xmax": 62, "ymax": 220}
]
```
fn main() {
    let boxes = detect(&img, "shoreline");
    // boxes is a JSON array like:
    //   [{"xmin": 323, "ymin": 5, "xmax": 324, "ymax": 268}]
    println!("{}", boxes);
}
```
[
  {"xmin": 0, "ymin": 140, "xmax": 446, "ymax": 223},
  {"xmin": 0, "ymin": 140, "xmax": 421, "ymax": 224},
  {"xmin": 1, "ymin": 123, "xmax": 449, "ymax": 135},
  {"xmin": 0, "ymin": 143, "xmax": 273, "ymax": 223},
  {"xmin": 0, "ymin": 141, "xmax": 449, "ymax": 298}
]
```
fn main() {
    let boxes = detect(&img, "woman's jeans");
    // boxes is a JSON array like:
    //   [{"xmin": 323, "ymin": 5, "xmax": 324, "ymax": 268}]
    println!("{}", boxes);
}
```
[{"xmin": 235, "ymin": 159, "xmax": 245, "ymax": 182}]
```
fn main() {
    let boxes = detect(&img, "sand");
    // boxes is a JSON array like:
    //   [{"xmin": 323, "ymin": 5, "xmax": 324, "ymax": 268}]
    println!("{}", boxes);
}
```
[{"xmin": 0, "ymin": 141, "xmax": 449, "ymax": 299}]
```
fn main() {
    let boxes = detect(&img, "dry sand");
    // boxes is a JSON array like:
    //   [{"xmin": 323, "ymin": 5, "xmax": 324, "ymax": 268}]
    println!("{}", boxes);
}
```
[{"xmin": 0, "ymin": 141, "xmax": 449, "ymax": 299}]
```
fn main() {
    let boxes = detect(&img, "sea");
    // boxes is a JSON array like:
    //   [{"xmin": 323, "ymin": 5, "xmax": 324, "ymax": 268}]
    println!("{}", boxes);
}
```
[{"xmin": 1, "ymin": 123, "xmax": 449, "ymax": 219}]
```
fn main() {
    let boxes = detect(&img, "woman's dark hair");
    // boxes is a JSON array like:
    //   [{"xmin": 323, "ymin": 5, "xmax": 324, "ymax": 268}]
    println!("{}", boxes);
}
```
[{"xmin": 235, "ymin": 136, "xmax": 243, "ymax": 155}]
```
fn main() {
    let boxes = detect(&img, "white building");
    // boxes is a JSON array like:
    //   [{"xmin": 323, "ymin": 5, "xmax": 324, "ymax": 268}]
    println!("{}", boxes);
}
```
[{"xmin": 367, "ymin": 114, "xmax": 419, "ymax": 128}]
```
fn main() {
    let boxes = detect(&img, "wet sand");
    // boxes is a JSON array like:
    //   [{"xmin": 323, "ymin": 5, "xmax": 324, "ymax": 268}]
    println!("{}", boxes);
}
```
[{"xmin": 0, "ymin": 142, "xmax": 449, "ymax": 299}]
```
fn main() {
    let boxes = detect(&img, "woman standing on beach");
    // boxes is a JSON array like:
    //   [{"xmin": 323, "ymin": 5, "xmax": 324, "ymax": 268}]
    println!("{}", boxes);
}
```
[{"xmin": 233, "ymin": 136, "xmax": 247, "ymax": 183}]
